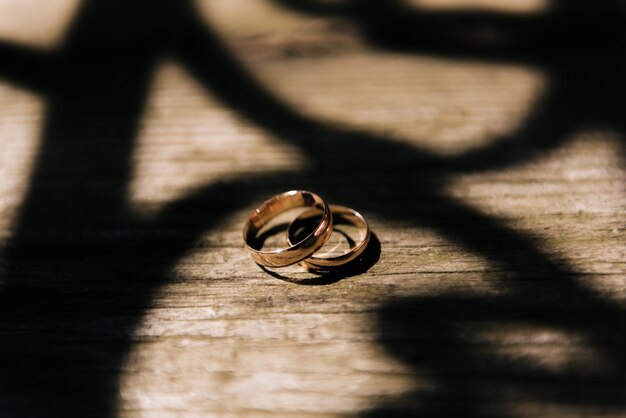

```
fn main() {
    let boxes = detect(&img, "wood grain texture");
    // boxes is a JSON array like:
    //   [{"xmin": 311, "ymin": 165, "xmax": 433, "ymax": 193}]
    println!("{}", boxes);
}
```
[{"xmin": 1, "ymin": 0, "xmax": 625, "ymax": 417}]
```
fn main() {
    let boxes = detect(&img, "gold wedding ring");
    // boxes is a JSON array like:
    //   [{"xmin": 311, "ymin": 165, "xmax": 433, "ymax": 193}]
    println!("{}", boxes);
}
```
[
  {"xmin": 287, "ymin": 204, "xmax": 370, "ymax": 271},
  {"xmin": 243, "ymin": 190, "xmax": 333, "ymax": 268}
]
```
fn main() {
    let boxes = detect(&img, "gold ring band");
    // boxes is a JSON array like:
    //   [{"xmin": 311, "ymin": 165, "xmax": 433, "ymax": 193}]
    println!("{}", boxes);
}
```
[
  {"xmin": 288, "ymin": 204, "xmax": 370, "ymax": 271},
  {"xmin": 243, "ymin": 190, "xmax": 333, "ymax": 268}
]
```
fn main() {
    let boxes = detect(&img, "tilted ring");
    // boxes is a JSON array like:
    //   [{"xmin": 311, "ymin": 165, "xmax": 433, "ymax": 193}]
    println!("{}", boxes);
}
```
[
  {"xmin": 288, "ymin": 204, "xmax": 370, "ymax": 271},
  {"xmin": 243, "ymin": 190, "xmax": 333, "ymax": 268}
]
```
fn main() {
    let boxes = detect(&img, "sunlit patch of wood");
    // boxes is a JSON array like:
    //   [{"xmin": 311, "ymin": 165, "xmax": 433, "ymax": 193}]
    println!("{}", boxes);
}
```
[
  {"xmin": 251, "ymin": 54, "xmax": 546, "ymax": 156},
  {"xmin": 128, "ymin": 60, "xmax": 308, "ymax": 216},
  {"xmin": 200, "ymin": 0, "xmax": 546, "ymax": 156},
  {"xmin": 120, "ymin": 339, "xmax": 419, "ymax": 416},
  {"xmin": 0, "ymin": 0, "xmax": 80, "ymax": 49},
  {"xmin": 0, "ymin": 82, "xmax": 44, "ymax": 247},
  {"xmin": 447, "ymin": 132, "xmax": 626, "ymax": 216},
  {"xmin": 197, "ymin": 0, "xmax": 354, "ymax": 42},
  {"xmin": 119, "ymin": 269, "xmax": 419, "ymax": 416}
]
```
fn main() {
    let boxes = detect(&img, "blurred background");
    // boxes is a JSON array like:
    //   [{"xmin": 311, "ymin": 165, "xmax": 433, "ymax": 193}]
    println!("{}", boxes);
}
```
[{"xmin": 1, "ymin": 0, "xmax": 625, "ymax": 417}]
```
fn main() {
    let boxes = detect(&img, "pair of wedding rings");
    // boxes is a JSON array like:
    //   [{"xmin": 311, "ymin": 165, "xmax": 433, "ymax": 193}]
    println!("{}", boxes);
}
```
[{"xmin": 243, "ymin": 191, "xmax": 370, "ymax": 271}]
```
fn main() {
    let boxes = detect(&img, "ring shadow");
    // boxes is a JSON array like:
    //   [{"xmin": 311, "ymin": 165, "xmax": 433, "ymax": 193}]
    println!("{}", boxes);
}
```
[
  {"xmin": 0, "ymin": 0, "xmax": 624, "ymax": 417},
  {"xmin": 259, "ymin": 233, "xmax": 381, "ymax": 285}
]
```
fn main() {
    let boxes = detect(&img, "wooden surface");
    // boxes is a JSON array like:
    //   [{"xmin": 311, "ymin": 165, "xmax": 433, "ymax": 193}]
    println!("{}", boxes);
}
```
[{"xmin": 1, "ymin": 1, "xmax": 626, "ymax": 417}]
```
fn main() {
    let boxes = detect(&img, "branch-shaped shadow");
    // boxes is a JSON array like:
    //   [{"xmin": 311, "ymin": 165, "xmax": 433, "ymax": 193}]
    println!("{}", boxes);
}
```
[{"xmin": 0, "ymin": 0, "xmax": 625, "ymax": 416}]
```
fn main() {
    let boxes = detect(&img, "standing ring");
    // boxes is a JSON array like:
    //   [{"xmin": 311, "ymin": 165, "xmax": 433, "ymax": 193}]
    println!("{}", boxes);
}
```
[{"xmin": 243, "ymin": 190, "xmax": 333, "ymax": 268}]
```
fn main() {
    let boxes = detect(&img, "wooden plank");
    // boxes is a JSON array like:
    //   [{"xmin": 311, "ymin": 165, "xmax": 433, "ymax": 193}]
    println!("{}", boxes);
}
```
[{"xmin": 0, "ymin": 0, "xmax": 625, "ymax": 417}]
